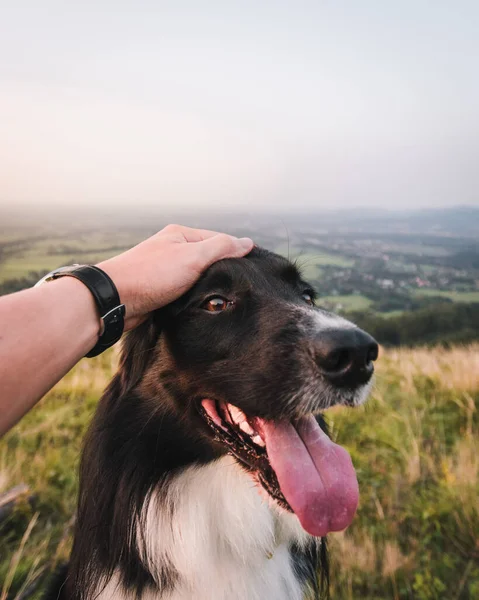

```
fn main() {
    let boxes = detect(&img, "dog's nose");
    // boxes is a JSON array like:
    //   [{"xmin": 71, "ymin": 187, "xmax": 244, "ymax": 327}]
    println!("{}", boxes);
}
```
[{"xmin": 314, "ymin": 328, "xmax": 378, "ymax": 387}]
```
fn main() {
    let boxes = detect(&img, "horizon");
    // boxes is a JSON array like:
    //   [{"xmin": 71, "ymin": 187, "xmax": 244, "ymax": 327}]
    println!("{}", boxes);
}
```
[{"xmin": 2, "ymin": 202, "xmax": 479, "ymax": 234}]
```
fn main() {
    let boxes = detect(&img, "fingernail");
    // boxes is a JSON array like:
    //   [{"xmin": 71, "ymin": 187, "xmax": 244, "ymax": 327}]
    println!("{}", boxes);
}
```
[{"xmin": 238, "ymin": 237, "xmax": 253, "ymax": 250}]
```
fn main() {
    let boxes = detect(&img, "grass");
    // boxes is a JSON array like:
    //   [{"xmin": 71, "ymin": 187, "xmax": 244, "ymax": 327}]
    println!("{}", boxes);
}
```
[
  {"xmin": 413, "ymin": 289, "xmax": 479, "ymax": 303},
  {"xmin": 0, "ymin": 352, "xmax": 117, "ymax": 598},
  {"xmin": 1, "ymin": 346, "xmax": 479, "ymax": 599},
  {"xmin": 0, "ymin": 251, "xmax": 123, "ymax": 282},
  {"xmin": 328, "ymin": 345, "xmax": 479, "ymax": 599},
  {"xmin": 381, "ymin": 309, "xmax": 405, "ymax": 319},
  {"xmin": 274, "ymin": 245, "xmax": 354, "ymax": 278},
  {"xmin": 0, "ymin": 229, "xmax": 148, "ymax": 283},
  {"xmin": 318, "ymin": 294, "xmax": 373, "ymax": 312},
  {"xmin": 294, "ymin": 251, "xmax": 354, "ymax": 268}
]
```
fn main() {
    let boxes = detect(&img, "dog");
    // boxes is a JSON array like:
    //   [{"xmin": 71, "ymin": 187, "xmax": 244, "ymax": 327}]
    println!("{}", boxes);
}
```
[{"xmin": 49, "ymin": 247, "xmax": 378, "ymax": 600}]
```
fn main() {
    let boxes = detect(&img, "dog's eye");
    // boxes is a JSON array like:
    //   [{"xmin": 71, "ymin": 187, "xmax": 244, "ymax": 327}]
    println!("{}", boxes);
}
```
[
  {"xmin": 302, "ymin": 292, "xmax": 315, "ymax": 306},
  {"xmin": 202, "ymin": 296, "xmax": 233, "ymax": 312}
]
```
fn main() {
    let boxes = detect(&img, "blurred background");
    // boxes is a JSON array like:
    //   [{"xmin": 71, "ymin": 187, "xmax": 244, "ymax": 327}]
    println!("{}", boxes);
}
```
[{"xmin": 1, "ymin": 2, "xmax": 478, "ymax": 598}]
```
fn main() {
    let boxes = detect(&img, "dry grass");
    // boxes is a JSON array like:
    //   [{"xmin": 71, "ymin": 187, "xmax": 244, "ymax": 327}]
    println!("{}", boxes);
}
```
[
  {"xmin": 0, "ymin": 471, "xmax": 9, "ymax": 494},
  {"xmin": 329, "ymin": 343, "xmax": 479, "ymax": 599},
  {"xmin": 384, "ymin": 343, "xmax": 479, "ymax": 394},
  {"xmin": 1, "ymin": 344, "xmax": 478, "ymax": 599}
]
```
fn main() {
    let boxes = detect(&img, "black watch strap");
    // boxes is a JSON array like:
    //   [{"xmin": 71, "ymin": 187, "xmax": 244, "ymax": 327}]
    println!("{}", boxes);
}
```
[{"xmin": 47, "ymin": 265, "xmax": 125, "ymax": 357}]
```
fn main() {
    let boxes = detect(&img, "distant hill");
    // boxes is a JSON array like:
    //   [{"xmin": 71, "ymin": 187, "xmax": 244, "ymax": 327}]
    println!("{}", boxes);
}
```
[{"xmin": 274, "ymin": 205, "xmax": 479, "ymax": 238}]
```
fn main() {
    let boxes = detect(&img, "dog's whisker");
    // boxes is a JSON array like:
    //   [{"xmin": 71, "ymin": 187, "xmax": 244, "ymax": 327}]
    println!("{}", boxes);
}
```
[{"xmin": 135, "ymin": 404, "xmax": 164, "ymax": 438}]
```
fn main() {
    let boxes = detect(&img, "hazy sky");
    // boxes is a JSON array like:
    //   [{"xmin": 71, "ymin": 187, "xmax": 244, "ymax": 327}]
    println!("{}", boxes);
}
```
[{"xmin": 1, "ymin": 1, "xmax": 478, "ymax": 212}]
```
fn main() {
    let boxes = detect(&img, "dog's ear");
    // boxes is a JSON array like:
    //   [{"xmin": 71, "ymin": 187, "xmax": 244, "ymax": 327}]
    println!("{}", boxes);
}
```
[{"xmin": 116, "ymin": 314, "xmax": 161, "ymax": 395}]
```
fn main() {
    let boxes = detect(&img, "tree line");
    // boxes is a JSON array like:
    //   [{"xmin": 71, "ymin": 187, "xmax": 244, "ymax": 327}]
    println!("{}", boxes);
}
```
[{"xmin": 346, "ymin": 302, "xmax": 479, "ymax": 347}]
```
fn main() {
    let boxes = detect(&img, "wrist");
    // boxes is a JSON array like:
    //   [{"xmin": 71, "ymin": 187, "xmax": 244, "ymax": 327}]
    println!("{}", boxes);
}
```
[
  {"xmin": 45, "ymin": 277, "xmax": 102, "ymax": 353},
  {"xmin": 36, "ymin": 264, "xmax": 126, "ymax": 356},
  {"xmin": 96, "ymin": 258, "xmax": 138, "ymax": 324}
]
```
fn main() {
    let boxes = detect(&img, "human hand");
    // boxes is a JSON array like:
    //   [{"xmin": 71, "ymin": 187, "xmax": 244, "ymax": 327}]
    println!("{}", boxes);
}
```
[{"xmin": 97, "ymin": 224, "xmax": 254, "ymax": 330}]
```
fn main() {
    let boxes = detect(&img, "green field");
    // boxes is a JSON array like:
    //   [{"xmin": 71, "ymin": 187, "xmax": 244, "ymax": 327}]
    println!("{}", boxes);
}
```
[
  {"xmin": 0, "ymin": 230, "xmax": 145, "ymax": 283},
  {"xmin": 318, "ymin": 294, "xmax": 373, "ymax": 312},
  {"xmin": 0, "ymin": 251, "xmax": 121, "ymax": 281},
  {"xmin": 1, "ymin": 345, "xmax": 478, "ymax": 599},
  {"xmin": 274, "ymin": 248, "xmax": 354, "ymax": 282},
  {"xmin": 295, "ymin": 251, "xmax": 354, "ymax": 268},
  {"xmin": 413, "ymin": 289, "xmax": 479, "ymax": 303},
  {"xmin": 274, "ymin": 244, "xmax": 354, "ymax": 279},
  {"xmin": 382, "ymin": 309, "xmax": 405, "ymax": 319}
]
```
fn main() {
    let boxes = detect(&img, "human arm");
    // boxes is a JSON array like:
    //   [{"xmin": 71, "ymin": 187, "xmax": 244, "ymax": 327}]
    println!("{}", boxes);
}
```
[{"xmin": 0, "ymin": 225, "xmax": 253, "ymax": 436}]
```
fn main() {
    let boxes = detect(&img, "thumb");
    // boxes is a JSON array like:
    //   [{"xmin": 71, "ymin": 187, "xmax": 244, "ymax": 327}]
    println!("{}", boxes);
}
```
[{"xmin": 197, "ymin": 234, "xmax": 254, "ymax": 268}]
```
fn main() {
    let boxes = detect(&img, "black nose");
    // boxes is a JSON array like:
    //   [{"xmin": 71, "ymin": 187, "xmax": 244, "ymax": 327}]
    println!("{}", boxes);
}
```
[{"xmin": 314, "ymin": 328, "xmax": 378, "ymax": 387}]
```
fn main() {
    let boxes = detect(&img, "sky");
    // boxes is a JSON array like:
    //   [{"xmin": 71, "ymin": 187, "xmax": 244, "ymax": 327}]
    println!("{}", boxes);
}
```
[{"xmin": 1, "ymin": 0, "xmax": 478, "ymax": 213}]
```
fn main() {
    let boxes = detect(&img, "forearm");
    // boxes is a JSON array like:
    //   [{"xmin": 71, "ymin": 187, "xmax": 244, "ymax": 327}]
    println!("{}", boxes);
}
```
[
  {"xmin": 0, "ymin": 277, "xmax": 100, "ymax": 436},
  {"xmin": 0, "ymin": 226, "xmax": 253, "ymax": 436}
]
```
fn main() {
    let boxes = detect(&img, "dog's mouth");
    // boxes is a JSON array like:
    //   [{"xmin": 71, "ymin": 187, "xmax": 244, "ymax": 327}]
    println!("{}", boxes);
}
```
[{"xmin": 200, "ymin": 399, "xmax": 359, "ymax": 537}]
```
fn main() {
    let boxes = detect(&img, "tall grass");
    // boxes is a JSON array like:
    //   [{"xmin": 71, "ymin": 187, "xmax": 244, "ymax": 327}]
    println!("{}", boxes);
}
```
[
  {"xmin": 0, "ymin": 352, "xmax": 117, "ymax": 597},
  {"xmin": 329, "ymin": 345, "xmax": 479, "ymax": 599},
  {"xmin": 0, "ymin": 346, "xmax": 478, "ymax": 599}
]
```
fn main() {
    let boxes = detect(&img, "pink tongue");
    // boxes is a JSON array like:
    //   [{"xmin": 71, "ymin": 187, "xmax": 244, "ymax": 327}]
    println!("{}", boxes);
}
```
[{"xmin": 259, "ymin": 415, "xmax": 359, "ymax": 537}]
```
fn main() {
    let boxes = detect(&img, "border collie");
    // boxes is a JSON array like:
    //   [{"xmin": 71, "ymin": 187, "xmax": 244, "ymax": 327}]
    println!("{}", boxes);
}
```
[{"xmin": 49, "ymin": 247, "xmax": 378, "ymax": 600}]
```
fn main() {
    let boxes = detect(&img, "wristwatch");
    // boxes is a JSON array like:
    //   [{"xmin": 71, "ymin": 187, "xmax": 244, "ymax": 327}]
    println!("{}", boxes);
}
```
[{"xmin": 35, "ymin": 265, "xmax": 125, "ymax": 358}]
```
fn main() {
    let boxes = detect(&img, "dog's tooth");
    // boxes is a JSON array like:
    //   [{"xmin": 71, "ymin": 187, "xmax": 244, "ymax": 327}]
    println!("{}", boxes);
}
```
[
  {"xmin": 239, "ymin": 421, "xmax": 255, "ymax": 436},
  {"xmin": 252, "ymin": 435, "xmax": 265, "ymax": 447},
  {"xmin": 223, "ymin": 405, "xmax": 234, "ymax": 424},
  {"xmin": 227, "ymin": 405, "xmax": 247, "ymax": 426}
]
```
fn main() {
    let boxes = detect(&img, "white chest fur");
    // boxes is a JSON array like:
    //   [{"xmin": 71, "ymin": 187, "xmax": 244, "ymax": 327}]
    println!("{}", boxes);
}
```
[{"xmin": 96, "ymin": 456, "xmax": 313, "ymax": 600}]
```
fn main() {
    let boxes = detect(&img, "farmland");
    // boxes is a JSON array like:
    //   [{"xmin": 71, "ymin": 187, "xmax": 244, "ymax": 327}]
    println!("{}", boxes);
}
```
[
  {"xmin": 0, "ymin": 229, "xmax": 148, "ymax": 283},
  {"xmin": 2, "ymin": 207, "xmax": 478, "ymax": 319}
]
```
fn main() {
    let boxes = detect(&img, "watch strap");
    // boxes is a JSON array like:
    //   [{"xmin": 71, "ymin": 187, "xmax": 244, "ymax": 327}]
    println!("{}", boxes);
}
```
[{"xmin": 44, "ymin": 265, "xmax": 125, "ymax": 357}]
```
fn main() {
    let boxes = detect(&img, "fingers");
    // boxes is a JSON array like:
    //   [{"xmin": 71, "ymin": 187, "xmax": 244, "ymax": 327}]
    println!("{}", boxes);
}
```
[
  {"xmin": 196, "ymin": 234, "xmax": 254, "ymax": 268},
  {"xmin": 161, "ymin": 224, "xmax": 225, "ymax": 243}
]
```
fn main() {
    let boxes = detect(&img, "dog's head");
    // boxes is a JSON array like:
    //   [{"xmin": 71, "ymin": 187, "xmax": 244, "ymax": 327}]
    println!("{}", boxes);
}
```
[{"xmin": 119, "ymin": 247, "xmax": 378, "ymax": 537}]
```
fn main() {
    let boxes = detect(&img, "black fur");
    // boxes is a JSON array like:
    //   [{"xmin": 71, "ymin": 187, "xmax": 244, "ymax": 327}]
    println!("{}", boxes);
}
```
[
  {"xmin": 48, "ymin": 247, "xmax": 375, "ymax": 599},
  {"xmin": 42, "ymin": 564, "xmax": 69, "ymax": 600}
]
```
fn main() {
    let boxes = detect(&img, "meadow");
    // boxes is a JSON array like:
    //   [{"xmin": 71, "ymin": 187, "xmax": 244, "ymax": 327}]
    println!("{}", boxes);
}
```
[
  {"xmin": 0, "ymin": 229, "xmax": 147, "ymax": 283},
  {"xmin": 1, "ymin": 344, "xmax": 478, "ymax": 599},
  {"xmin": 413, "ymin": 290, "xmax": 479, "ymax": 304}
]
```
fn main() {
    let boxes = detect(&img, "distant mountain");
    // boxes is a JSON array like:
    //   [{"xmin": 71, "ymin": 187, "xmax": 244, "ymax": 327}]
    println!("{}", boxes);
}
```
[
  {"xmin": 2, "ymin": 204, "xmax": 478, "ymax": 239},
  {"xmin": 273, "ymin": 205, "xmax": 479, "ymax": 238},
  {"xmin": 407, "ymin": 206, "xmax": 479, "ymax": 233}
]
